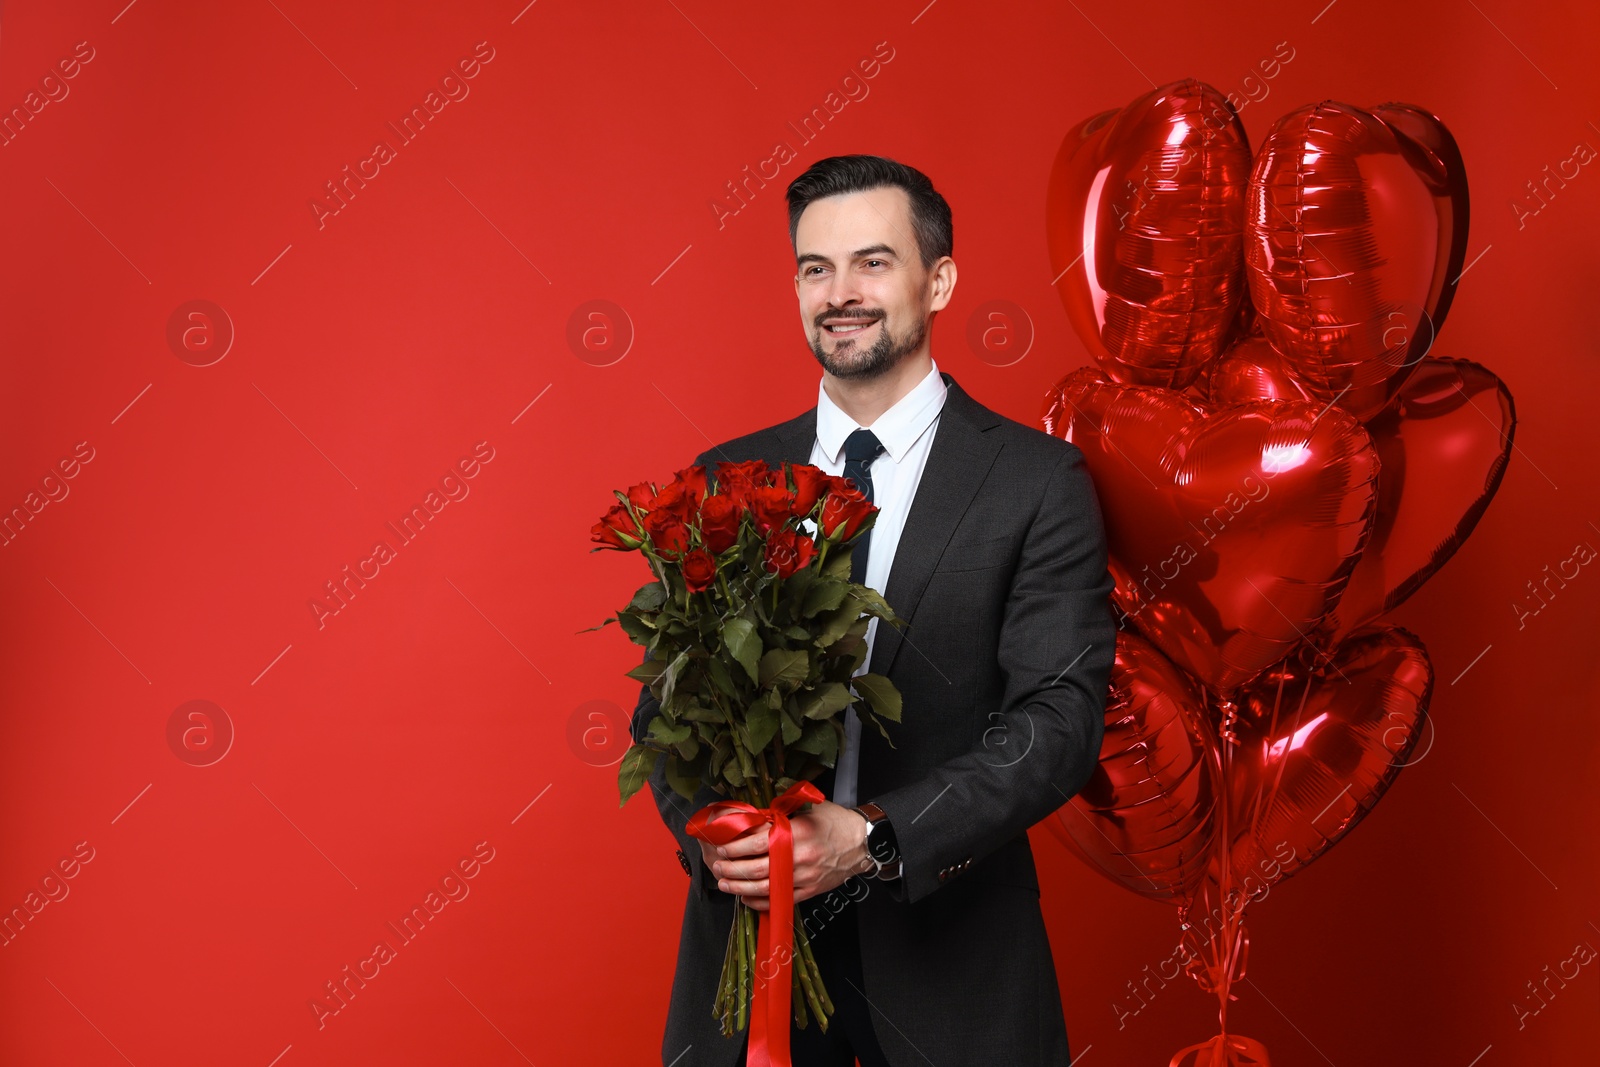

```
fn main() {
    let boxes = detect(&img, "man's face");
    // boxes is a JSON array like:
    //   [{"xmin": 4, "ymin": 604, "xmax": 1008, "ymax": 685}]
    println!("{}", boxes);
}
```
[{"xmin": 793, "ymin": 186, "xmax": 946, "ymax": 381}]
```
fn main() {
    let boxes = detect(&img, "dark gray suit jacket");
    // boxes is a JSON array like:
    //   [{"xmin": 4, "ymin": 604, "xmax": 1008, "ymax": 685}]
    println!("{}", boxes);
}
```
[{"xmin": 632, "ymin": 370, "xmax": 1116, "ymax": 1066}]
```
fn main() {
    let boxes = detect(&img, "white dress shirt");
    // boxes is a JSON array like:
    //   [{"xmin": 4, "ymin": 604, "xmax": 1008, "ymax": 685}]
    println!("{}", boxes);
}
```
[{"xmin": 802, "ymin": 358, "xmax": 947, "ymax": 808}]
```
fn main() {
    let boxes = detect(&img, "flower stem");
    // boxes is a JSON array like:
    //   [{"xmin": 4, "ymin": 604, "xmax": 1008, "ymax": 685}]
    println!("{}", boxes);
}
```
[{"xmin": 735, "ymin": 898, "xmax": 750, "ymax": 1033}]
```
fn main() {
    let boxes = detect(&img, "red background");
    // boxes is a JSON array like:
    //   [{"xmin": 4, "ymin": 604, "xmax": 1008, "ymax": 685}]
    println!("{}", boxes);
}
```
[{"xmin": 2, "ymin": 0, "xmax": 1596, "ymax": 1063}]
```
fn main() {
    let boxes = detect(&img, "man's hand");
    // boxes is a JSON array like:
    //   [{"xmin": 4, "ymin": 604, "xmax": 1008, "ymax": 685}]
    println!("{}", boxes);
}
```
[{"xmin": 704, "ymin": 800, "xmax": 875, "ymax": 912}]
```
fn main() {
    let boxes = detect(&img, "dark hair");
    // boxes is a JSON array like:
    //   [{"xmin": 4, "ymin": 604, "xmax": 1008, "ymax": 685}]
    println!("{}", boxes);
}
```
[{"xmin": 786, "ymin": 155, "xmax": 952, "ymax": 271}]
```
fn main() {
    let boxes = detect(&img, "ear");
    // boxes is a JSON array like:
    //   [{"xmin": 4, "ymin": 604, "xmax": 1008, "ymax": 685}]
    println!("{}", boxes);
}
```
[{"xmin": 928, "ymin": 257, "xmax": 957, "ymax": 313}]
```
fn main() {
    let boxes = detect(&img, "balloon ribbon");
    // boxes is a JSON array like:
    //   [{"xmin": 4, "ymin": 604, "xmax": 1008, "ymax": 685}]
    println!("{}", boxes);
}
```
[
  {"xmin": 1169, "ymin": 1033, "xmax": 1272, "ymax": 1066},
  {"xmin": 686, "ymin": 779, "xmax": 823, "ymax": 1067}
]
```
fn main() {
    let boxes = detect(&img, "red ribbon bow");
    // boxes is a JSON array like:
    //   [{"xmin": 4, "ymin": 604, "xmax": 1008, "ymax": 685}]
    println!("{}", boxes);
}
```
[{"xmin": 685, "ymin": 779, "xmax": 825, "ymax": 1067}]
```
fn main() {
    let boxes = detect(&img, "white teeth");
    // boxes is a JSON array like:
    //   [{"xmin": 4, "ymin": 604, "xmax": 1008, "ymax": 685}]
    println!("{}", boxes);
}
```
[{"xmin": 827, "ymin": 322, "xmax": 870, "ymax": 333}]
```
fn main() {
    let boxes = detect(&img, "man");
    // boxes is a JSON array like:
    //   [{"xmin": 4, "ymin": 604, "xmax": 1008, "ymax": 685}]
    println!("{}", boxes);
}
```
[{"xmin": 631, "ymin": 154, "xmax": 1115, "ymax": 1066}]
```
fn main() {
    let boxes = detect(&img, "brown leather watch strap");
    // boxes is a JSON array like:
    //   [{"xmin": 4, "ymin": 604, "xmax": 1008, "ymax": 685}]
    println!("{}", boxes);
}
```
[{"xmin": 851, "ymin": 803, "xmax": 902, "ymax": 880}]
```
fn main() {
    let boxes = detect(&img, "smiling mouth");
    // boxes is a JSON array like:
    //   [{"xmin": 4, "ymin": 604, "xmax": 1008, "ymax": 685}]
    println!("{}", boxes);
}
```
[{"xmin": 824, "ymin": 320, "xmax": 877, "ymax": 335}]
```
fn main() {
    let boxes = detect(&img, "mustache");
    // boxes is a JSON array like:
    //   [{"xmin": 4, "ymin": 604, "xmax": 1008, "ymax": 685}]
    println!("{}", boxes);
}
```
[{"xmin": 816, "ymin": 310, "xmax": 884, "ymax": 328}]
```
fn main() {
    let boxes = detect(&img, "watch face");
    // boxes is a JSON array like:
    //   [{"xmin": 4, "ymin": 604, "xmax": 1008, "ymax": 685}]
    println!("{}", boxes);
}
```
[{"xmin": 867, "ymin": 822, "xmax": 899, "ymax": 865}]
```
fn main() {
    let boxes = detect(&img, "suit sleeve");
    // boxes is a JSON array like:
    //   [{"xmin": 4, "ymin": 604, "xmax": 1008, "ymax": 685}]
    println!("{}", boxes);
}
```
[
  {"xmin": 631, "ymin": 650, "xmax": 729, "ymax": 899},
  {"xmin": 864, "ymin": 446, "xmax": 1117, "ymax": 906}
]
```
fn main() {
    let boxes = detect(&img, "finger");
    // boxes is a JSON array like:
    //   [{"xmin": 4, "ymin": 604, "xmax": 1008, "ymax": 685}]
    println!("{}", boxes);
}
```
[
  {"xmin": 712, "ymin": 857, "xmax": 769, "ymax": 882},
  {"xmin": 717, "ymin": 876, "xmax": 770, "ymax": 897},
  {"xmin": 743, "ymin": 895, "xmax": 770, "ymax": 912},
  {"xmin": 718, "ymin": 827, "xmax": 770, "ymax": 858}
]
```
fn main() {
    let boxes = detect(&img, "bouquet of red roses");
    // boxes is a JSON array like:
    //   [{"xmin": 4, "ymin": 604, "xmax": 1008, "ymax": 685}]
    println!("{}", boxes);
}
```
[{"xmin": 588, "ymin": 459, "xmax": 905, "ymax": 1043}]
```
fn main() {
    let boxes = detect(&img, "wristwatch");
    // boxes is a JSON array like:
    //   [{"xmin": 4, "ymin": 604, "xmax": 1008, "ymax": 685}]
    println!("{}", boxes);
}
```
[{"xmin": 851, "ymin": 802, "xmax": 902, "ymax": 881}]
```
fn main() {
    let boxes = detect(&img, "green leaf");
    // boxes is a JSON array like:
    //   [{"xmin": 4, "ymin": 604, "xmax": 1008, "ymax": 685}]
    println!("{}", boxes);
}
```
[
  {"xmin": 801, "ymin": 578, "xmax": 849, "ymax": 618},
  {"xmin": 780, "ymin": 706, "xmax": 802, "ymax": 745},
  {"xmin": 664, "ymin": 757, "xmax": 701, "ymax": 802},
  {"xmin": 799, "ymin": 682, "xmax": 856, "ymax": 720},
  {"xmin": 680, "ymin": 703, "xmax": 725, "ymax": 723},
  {"xmin": 659, "ymin": 650, "xmax": 690, "ymax": 709},
  {"xmin": 758, "ymin": 648, "xmax": 809, "ymax": 690},
  {"xmin": 647, "ymin": 717, "xmax": 691, "ymax": 745},
  {"xmin": 706, "ymin": 655, "xmax": 739, "ymax": 701},
  {"xmin": 790, "ymin": 718, "xmax": 839, "ymax": 764},
  {"xmin": 709, "ymin": 735, "xmax": 733, "ymax": 778},
  {"xmin": 746, "ymin": 696, "xmax": 780, "ymax": 752},
  {"xmin": 782, "ymin": 625, "xmax": 812, "ymax": 641},
  {"xmin": 848, "ymin": 586, "xmax": 896, "ymax": 621},
  {"xmin": 852, "ymin": 673, "xmax": 902, "ymax": 724},
  {"xmin": 814, "ymin": 600, "xmax": 863, "ymax": 649},
  {"xmin": 625, "ymin": 657, "xmax": 666, "ymax": 685},
  {"xmin": 823, "ymin": 543, "xmax": 853, "ymax": 580},
  {"xmin": 618, "ymin": 613, "xmax": 656, "ymax": 645},
  {"xmin": 629, "ymin": 582, "xmax": 669, "ymax": 612},
  {"xmin": 722, "ymin": 617, "xmax": 761, "ymax": 684},
  {"xmin": 617, "ymin": 744, "xmax": 657, "ymax": 806}
]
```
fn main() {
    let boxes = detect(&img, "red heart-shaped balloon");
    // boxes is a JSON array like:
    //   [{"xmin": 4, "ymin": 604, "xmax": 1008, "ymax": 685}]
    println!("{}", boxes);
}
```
[
  {"xmin": 1042, "ymin": 367, "xmax": 1380, "ymax": 695},
  {"xmin": 1046, "ymin": 79, "xmax": 1253, "ymax": 389},
  {"xmin": 1048, "ymin": 629, "xmax": 1218, "ymax": 905},
  {"xmin": 1317, "ymin": 358, "xmax": 1515, "ymax": 646},
  {"xmin": 1197, "ymin": 325, "xmax": 1311, "ymax": 408},
  {"xmin": 1201, "ymin": 347, "xmax": 1516, "ymax": 646},
  {"xmin": 1220, "ymin": 625, "xmax": 1432, "ymax": 888},
  {"xmin": 1245, "ymin": 101, "xmax": 1466, "ymax": 420}
]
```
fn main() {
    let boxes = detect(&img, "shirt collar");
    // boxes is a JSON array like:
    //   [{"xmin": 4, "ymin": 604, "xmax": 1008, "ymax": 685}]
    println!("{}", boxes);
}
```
[{"xmin": 816, "ymin": 357, "xmax": 946, "ymax": 465}]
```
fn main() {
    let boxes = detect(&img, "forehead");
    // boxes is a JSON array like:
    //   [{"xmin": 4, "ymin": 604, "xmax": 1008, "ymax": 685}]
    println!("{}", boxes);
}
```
[{"xmin": 794, "ymin": 186, "xmax": 913, "ymax": 259}]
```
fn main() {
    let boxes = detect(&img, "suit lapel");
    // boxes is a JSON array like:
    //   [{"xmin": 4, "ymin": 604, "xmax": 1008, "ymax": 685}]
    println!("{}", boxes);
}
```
[{"xmin": 768, "ymin": 371, "xmax": 1004, "ymax": 678}]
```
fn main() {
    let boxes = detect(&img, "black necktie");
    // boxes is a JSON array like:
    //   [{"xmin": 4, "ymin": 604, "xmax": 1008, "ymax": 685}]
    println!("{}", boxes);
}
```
[
  {"xmin": 815, "ymin": 428, "xmax": 884, "ymax": 803},
  {"xmin": 841, "ymin": 428, "xmax": 886, "ymax": 587}
]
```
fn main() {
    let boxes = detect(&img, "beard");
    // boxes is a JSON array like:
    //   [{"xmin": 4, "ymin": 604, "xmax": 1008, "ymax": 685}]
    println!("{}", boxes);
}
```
[{"xmin": 808, "ymin": 313, "xmax": 927, "ymax": 380}]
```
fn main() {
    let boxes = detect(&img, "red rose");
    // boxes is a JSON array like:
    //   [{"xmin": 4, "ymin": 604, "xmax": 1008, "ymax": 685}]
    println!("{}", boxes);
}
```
[
  {"xmin": 714, "ymin": 459, "xmax": 775, "ymax": 509},
  {"xmin": 653, "ymin": 465, "xmax": 710, "ymax": 519},
  {"xmin": 825, "ymin": 472, "xmax": 865, "ymax": 501},
  {"xmin": 679, "ymin": 464, "xmax": 710, "ymax": 500},
  {"xmin": 592, "ymin": 503, "xmax": 642, "ymax": 549},
  {"xmin": 788, "ymin": 463, "xmax": 830, "ymax": 518},
  {"xmin": 699, "ymin": 494, "xmax": 742, "ymax": 554},
  {"xmin": 762, "ymin": 527, "xmax": 817, "ymax": 579},
  {"xmin": 681, "ymin": 548, "xmax": 717, "ymax": 593},
  {"xmin": 749, "ymin": 484, "xmax": 797, "ymax": 535},
  {"xmin": 643, "ymin": 508, "xmax": 690, "ymax": 560},
  {"xmin": 819, "ymin": 489, "xmax": 876, "ymax": 542},
  {"xmin": 625, "ymin": 480, "xmax": 658, "ymax": 510}
]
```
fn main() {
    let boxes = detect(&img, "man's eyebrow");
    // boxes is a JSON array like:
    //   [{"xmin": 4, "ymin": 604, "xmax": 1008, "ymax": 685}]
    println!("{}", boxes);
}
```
[{"xmin": 795, "ymin": 244, "xmax": 900, "ymax": 267}]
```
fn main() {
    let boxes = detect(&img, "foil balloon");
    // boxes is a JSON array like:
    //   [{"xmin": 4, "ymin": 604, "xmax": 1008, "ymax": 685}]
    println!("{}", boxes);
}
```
[
  {"xmin": 1197, "ymin": 325, "xmax": 1312, "ymax": 408},
  {"xmin": 1041, "ymin": 367, "xmax": 1380, "ymax": 695},
  {"xmin": 1315, "ymin": 358, "xmax": 1515, "ymax": 647},
  {"xmin": 1371, "ymin": 103, "xmax": 1471, "ymax": 346},
  {"xmin": 1047, "ymin": 79, "xmax": 1253, "ymax": 389},
  {"xmin": 1220, "ymin": 625, "xmax": 1433, "ymax": 886},
  {"xmin": 1050, "ymin": 629, "xmax": 1218, "ymax": 905},
  {"xmin": 1245, "ymin": 101, "xmax": 1468, "ymax": 420}
]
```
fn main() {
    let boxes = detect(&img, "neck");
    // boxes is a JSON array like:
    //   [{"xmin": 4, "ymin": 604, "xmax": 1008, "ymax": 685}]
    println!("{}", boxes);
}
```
[{"xmin": 822, "ymin": 352, "xmax": 934, "ymax": 427}]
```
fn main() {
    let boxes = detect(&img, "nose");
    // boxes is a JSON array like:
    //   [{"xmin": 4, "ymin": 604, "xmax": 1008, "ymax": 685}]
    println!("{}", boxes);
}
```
[{"xmin": 819, "ymin": 279, "xmax": 867, "ymax": 322}]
